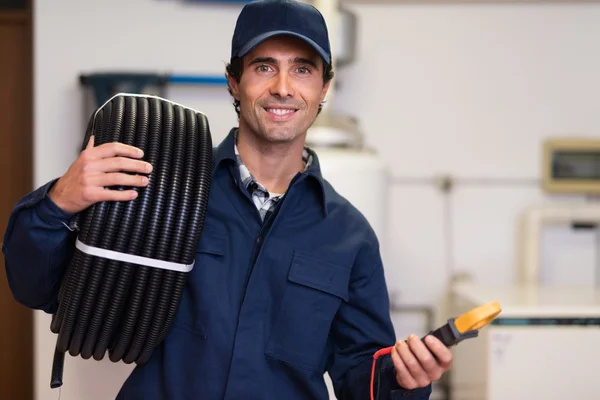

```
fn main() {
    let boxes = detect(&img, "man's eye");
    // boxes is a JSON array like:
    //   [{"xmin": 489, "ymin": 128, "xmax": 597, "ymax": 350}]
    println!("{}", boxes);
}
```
[
  {"xmin": 297, "ymin": 67, "xmax": 310, "ymax": 74},
  {"xmin": 257, "ymin": 65, "xmax": 272, "ymax": 72}
]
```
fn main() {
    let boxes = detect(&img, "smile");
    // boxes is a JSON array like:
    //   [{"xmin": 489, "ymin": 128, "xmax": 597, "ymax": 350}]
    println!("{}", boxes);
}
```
[
  {"xmin": 264, "ymin": 107, "xmax": 298, "ymax": 120},
  {"xmin": 265, "ymin": 108, "xmax": 297, "ymax": 115}
]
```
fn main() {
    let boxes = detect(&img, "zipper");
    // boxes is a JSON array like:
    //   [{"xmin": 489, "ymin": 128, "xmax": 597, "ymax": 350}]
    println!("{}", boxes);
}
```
[
  {"xmin": 241, "ymin": 173, "xmax": 303, "ymax": 291},
  {"xmin": 242, "ymin": 192, "xmax": 288, "ymax": 292}
]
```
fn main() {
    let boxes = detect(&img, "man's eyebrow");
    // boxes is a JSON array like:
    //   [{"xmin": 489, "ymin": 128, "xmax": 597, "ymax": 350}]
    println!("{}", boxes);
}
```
[
  {"xmin": 248, "ymin": 57, "xmax": 277, "ymax": 65},
  {"xmin": 294, "ymin": 57, "xmax": 318, "ymax": 68},
  {"xmin": 247, "ymin": 56, "xmax": 319, "ymax": 69}
]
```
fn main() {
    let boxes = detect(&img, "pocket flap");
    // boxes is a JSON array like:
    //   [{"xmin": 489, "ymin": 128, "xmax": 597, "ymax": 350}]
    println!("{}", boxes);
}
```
[
  {"xmin": 196, "ymin": 227, "xmax": 227, "ymax": 256},
  {"xmin": 288, "ymin": 251, "xmax": 350, "ymax": 302}
]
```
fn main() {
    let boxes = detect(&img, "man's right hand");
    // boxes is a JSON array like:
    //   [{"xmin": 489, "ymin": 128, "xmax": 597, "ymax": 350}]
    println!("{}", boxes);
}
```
[{"xmin": 48, "ymin": 136, "xmax": 153, "ymax": 215}]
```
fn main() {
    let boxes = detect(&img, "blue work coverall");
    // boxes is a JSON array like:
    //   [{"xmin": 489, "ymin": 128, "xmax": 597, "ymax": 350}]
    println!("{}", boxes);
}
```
[{"xmin": 3, "ymin": 129, "xmax": 432, "ymax": 399}]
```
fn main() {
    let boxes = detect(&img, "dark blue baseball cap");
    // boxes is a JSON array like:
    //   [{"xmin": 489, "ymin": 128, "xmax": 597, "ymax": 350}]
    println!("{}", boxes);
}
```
[{"xmin": 231, "ymin": 0, "xmax": 332, "ymax": 65}]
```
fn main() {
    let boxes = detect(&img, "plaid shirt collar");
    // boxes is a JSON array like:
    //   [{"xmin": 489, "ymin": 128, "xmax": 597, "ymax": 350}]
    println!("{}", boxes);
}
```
[{"xmin": 233, "ymin": 129, "xmax": 313, "ymax": 221}]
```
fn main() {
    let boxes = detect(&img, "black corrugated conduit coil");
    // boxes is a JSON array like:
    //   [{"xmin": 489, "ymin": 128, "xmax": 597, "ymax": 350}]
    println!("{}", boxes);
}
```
[{"xmin": 48, "ymin": 93, "xmax": 213, "ymax": 389}]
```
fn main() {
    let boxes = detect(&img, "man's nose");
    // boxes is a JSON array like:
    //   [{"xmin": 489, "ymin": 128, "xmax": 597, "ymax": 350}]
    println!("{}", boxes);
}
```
[{"xmin": 270, "ymin": 72, "xmax": 294, "ymax": 98}]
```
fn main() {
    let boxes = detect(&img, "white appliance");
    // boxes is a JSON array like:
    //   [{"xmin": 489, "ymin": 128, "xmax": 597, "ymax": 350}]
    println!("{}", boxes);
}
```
[
  {"xmin": 307, "ymin": 112, "xmax": 389, "ymax": 251},
  {"xmin": 450, "ymin": 281, "xmax": 600, "ymax": 400},
  {"xmin": 448, "ymin": 137, "xmax": 600, "ymax": 400}
]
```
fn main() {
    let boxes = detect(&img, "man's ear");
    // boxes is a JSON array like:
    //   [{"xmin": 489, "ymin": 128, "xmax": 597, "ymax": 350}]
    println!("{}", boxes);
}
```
[
  {"xmin": 320, "ymin": 79, "xmax": 331, "ymax": 104},
  {"xmin": 227, "ymin": 74, "xmax": 240, "ymax": 100}
]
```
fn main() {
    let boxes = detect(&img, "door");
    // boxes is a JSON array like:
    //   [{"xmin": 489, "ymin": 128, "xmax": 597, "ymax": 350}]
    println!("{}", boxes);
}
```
[{"xmin": 0, "ymin": 0, "xmax": 34, "ymax": 399}]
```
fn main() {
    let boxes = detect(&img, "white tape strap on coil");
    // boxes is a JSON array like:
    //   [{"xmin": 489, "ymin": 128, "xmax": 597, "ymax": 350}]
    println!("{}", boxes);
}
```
[{"xmin": 75, "ymin": 238, "xmax": 194, "ymax": 273}]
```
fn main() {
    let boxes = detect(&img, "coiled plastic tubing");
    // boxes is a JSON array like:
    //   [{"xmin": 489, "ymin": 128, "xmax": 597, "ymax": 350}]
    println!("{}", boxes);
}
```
[{"xmin": 48, "ymin": 93, "xmax": 213, "ymax": 389}]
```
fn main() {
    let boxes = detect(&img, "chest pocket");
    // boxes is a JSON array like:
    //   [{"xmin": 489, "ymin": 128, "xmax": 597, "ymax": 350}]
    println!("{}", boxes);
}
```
[
  {"xmin": 265, "ymin": 251, "xmax": 351, "ymax": 371},
  {"xmin": 196, "ymin": 227, "xmax": 227, "ymax": 256}
]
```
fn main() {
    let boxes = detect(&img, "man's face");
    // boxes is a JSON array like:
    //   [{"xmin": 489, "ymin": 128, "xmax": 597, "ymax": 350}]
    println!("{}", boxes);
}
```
[{"xmin": 228, "ymin": 35, "xmax": 330, "ymax": 144}]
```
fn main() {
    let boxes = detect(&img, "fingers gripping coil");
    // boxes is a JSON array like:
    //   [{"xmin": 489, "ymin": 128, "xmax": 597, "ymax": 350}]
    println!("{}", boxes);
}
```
[{"xmin": 49, "ymin": 93, "xmax": 213, "ymax": 389}]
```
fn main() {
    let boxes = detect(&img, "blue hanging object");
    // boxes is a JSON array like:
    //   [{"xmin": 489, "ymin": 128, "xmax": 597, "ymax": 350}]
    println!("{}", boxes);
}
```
[
  {"xmin": 79, "ymin": 72, "xmax": 228, "ymax": 107},
  {"xmin": 79, "ymin": 73, "xmax": 169, "ymax": 107}
]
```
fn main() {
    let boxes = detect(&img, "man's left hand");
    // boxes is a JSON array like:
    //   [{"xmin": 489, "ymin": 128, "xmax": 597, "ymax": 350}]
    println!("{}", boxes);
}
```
[{"xmin": 391, "ymin": 334, "xmax": 453, "ymax": 390}]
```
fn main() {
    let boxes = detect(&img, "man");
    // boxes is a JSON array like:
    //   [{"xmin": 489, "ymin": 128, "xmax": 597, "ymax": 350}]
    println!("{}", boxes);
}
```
[{"xmin": 2, "ymin": 0, "xmax": 452, "ymax": 399}]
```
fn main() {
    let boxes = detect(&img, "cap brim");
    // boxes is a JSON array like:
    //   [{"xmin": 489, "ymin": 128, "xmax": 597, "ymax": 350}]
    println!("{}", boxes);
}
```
[{"xmin": 237, "ymin": 30, "xmax": 331, "ymax": 65}]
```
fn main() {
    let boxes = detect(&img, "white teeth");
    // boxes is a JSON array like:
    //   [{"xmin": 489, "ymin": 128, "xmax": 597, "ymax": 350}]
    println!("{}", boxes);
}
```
[{"xmin": 267, "ymin": 108, "xmax": 295, "ymax": 115}]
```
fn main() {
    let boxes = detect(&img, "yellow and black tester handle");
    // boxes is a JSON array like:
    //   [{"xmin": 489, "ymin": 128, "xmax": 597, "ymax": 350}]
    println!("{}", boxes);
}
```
[
  {"xmin": 370, "ymin": 301, "xmax": 502, "ymax": 400},
  {"xmin": 426, "ymin": 300, "xmax": 502, "ymax": 348}
]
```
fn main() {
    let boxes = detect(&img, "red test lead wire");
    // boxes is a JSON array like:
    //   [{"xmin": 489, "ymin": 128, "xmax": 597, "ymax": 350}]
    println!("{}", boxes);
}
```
[{"xmin": 370, "ymin": 346, "xmax": 393, "ymax": 400}]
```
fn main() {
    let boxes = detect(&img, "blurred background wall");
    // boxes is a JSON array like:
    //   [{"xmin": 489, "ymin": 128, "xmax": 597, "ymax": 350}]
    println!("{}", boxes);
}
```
[
  {"xmin": 2, "ymin": 0, "xmax": 600, "ymax": 399},
  {"xmin": 35, "ymin": 0, "xmax": 600, "ymax": 333}
]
